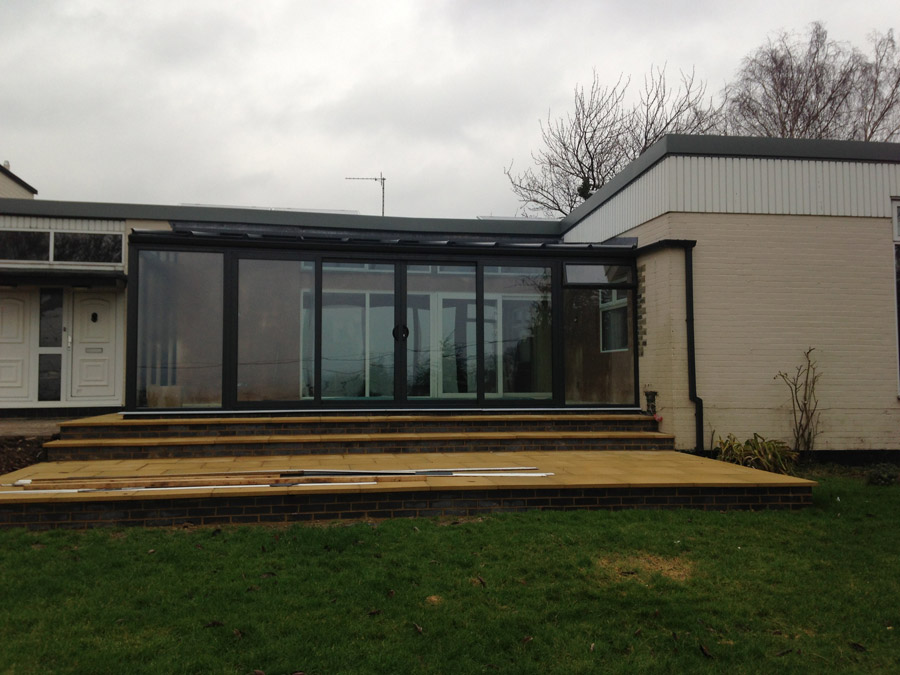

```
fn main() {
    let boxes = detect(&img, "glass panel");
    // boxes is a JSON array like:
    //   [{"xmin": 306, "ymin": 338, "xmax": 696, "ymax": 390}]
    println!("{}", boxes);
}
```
[
  {"xmin": 238, "ymin": 259, "xmax": 314, "ymax": 402},
  {"xmin": 406, "ymin": 265, "xmax": 476, "ymax": 399},
  {"xmin": 0, "ymin": 231, "xmax": 49, "ymax": 261},
  {"xmin": 39, "ymin": 289, "xmax": 63, "ymax": 348},
  {"xmin": 38, "ymin": 354, "xmax": 61, "ymax": 401},
  {"xmin": 564, "ymin": 288, "xmax": 635, "ymax": 404},
  {"xmin": 321, "ymin": 263, "xmax": 395, "ymax": 399},
  {"xmin": 53, "ymin": 233, "xmax": 122, "ymax": 263},
  {"xmin": 484, "ymin": 266, "xmax": 552, "ymax": 399},
  {"xmin": 136, "ymin": 251, "xmax": 223, "ymax": 408},
  {"xmin": 565, "ymin": 264, "xmax": 632, "ymax": 285}
]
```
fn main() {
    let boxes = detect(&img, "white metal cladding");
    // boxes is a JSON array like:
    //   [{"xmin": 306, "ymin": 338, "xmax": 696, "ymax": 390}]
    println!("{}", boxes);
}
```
[
  {"xmin": 565, "ymin": 156, "xmax": 900, "ymax": 243},
  {"xmin": 0, "ymin": 215, "xmax": 127, "ymax": 233}
]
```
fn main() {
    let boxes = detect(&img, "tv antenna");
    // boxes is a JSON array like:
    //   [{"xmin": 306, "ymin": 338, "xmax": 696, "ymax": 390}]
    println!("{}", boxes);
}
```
[{"xmin": 345, "ymin": 172, "xmax": 386, "ymax": 216}]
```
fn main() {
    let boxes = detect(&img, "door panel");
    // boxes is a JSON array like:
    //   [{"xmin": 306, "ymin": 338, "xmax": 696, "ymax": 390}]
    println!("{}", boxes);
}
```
[
  {"xmin": 321, "ymin": 263, "xmax": 396, "ymax": 400},
  {"xmin": 0, "ymin": 292, "xmax": 31, "ymax": 400},
  {"xmin": 70, "ymin": 293, "xmax": 117, "ymax": 399}
]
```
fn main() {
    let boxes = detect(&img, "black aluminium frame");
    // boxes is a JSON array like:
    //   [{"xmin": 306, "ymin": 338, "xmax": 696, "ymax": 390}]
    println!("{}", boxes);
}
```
[{"xmin": 125, "ymin": 231, "xmax": 639, "ymax": 411}]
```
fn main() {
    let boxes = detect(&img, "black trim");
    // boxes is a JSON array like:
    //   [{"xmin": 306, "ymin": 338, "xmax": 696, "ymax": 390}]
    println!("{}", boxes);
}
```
[
  {"xmin": 0, "ymin": 269, "xmax": 125, "ymax": 287},
  {"xmin": 126, "ymin": 236, "xmax": 641, "ymax": 412}
]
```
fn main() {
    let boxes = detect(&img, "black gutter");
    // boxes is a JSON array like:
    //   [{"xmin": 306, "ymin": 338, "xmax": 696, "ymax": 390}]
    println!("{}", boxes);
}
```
[{"xmin": 635, "ymin": 239, "xmax": 704, "ymax": 451}]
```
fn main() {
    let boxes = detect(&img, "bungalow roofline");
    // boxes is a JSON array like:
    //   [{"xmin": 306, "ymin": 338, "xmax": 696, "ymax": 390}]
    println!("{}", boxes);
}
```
[
  {"xmin": 0, "ymin": 198, "xmax": 562, "ymax": 239},
  {"xmin": 560, "ymin": 134, "xmax": 900, "ymax": 234}
]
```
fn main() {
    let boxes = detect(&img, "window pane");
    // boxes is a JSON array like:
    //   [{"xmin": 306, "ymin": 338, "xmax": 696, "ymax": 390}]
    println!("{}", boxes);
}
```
[
  {"xmin": 564, "ymin": 288, "xmax": 634, "ymax": 404},
  {"xmin": 406, "ymin": 264, "xmax": 476, "ymax": 399},
  {"xmin": 322, "ymin": 263, "xmax": 395, "ymax": 399},
  {"xmin": 54, "ymin": 233, "xmax": 122, "ymax": 263},
  {"xmin": 39, "ymin": 289, "xmax": 63, "ymax": 348},
  {"xmin": 238, "ymin": 259, "xmax": 314, "ymax": 402},
  {"xmin": 484, "ymin": 266, "xmax": 552, "ymax": 399},
  {"xmin": 38, "ymin": 354, "xmax": 61, "ymax": 401},
  {"xmin": 565, "ymin": 264, "xmax": 632, "ymax": 285},
  {"xmin": 136, "ymin": 251, "xmax": 223, "ymax": 408},
  {"xmin": 0, "ymin": 231, "xmax": 49, "ymax": 261}
]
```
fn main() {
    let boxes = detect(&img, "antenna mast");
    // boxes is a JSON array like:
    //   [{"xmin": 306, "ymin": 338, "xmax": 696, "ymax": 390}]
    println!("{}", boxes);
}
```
[{"xmin": 345, "ymin": 172, "xmax": 386, "ymax": 216}]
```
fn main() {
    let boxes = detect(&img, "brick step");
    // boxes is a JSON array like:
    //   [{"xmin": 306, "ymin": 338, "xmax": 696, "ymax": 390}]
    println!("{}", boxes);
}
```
[
  {"xmin": 45, "ymin": 430, "xmax": 675, "ymax": 461},
  {"xmin": 58, "ymin": 412, "xmax": 660, "ymax": 441}
]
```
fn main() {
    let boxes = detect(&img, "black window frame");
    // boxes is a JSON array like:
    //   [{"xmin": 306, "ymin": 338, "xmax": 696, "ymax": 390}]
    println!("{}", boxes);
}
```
[{"xmin": 126, "ymin": 231, "xmax": 639, "ymax": 411}]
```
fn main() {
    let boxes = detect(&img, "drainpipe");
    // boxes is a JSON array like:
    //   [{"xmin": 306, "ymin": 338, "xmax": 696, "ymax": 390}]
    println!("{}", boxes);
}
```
[{"xmin": 635, "ymin": 239, "xmax": 704, "ymax": 452}]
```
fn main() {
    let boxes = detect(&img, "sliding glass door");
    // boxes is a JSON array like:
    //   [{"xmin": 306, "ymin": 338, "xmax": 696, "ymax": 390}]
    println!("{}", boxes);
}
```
[{"xmin": 321, "ymin": 263, "xmax": 396, "ymax": 400}]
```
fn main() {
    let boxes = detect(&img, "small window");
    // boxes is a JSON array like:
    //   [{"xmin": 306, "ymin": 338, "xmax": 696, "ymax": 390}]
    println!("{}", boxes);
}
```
[
  {"xmin": 893, "ymin": 200, "xmax": 900, "ymax": 242},
  {"xmin": 54, "ymin": 233, "xmax": 122, "ymax": 263},
  {"xmin": 0, "ymin": 231, "xmax": 50, "ymax": 261}
]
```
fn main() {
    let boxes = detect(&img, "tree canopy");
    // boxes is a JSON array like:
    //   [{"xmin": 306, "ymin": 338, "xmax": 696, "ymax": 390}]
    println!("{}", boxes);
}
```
[{"xmin": 509, "ymin": 22, "xmax": 900, "ymax": 217}]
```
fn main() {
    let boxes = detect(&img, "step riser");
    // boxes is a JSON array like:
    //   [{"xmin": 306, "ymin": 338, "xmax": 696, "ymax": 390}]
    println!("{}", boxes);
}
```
[
  {"xmin": 59, "ymin": 418, "xmax": 660, "ymax": 441},
  {"xmin": 47, "ymin": 436, "xmax": 675, "ymax": 461}
]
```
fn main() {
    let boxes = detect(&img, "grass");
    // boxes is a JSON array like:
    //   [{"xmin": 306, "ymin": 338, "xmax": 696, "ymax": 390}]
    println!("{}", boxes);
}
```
[{"xmin": 1, "ymin": 469, "xmax": 898, "ymax": 674}]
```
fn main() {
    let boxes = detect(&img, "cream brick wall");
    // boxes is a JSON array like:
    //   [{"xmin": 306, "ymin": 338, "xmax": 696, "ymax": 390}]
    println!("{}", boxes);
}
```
[
  {"xmin": 629, "ymin": 212, "xmax": 900, "ymax": 451},
  {"xmin": 636, "ymin": 235, "xmax": 698, "ymax": 448}
]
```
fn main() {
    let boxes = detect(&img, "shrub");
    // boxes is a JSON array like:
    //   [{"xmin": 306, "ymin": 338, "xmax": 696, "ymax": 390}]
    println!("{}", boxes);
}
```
[
  {"xmin": 866, "ymin": 464, "xmax": 899, "ymax": 486},
  {"xmin": 716, "ymin": 433, "xmax": 798, "ymax": 475}
]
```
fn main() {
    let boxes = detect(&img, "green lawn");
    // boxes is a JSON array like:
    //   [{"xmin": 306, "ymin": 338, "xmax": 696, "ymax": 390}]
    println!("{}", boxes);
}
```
[{"xmin": 1, "ymin": 469, "xmax": 898, "ymax": 674}]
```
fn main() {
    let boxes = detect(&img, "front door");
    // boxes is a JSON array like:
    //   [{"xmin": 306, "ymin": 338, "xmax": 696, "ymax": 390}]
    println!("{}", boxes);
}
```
[
  {"xmin": 70, "ymin": 291, "xmax": 118, "ymax": 400},
  {"xmin": 0, "ymin": 291, "xmax": 31, "ymax": 401}
]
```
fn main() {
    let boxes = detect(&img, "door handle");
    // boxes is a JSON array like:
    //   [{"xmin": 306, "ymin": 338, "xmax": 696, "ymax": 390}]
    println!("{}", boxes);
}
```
[{"xmin": 392, "ymin": 325, "xmax": 410, "ymax": 342}]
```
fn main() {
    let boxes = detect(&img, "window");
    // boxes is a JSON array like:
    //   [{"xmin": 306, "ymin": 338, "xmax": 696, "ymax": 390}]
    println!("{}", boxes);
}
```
[
  {"xmin": 0, "ymin": 231, "xmax": 49, "ymax": 260},
  {"xmin": 54, "ymin": 233, "xmax": 122, "ymax": 263},
  {"xmin": 0, "ymin": 230, "xmax": 122, "ymax": 264}
]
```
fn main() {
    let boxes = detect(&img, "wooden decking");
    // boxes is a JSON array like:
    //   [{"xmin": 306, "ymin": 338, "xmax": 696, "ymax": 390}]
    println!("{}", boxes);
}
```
[
  {"xmin": 0, "ymin": 450, "xmax": 816, "ymax": 529},
  {"xmin": 43, "ymin": 412, "xmax": 675, "ymax": 460}
]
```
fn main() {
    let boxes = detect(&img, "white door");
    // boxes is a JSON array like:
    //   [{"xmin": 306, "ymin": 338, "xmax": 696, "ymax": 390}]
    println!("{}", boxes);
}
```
[
  {"xmin": 70, "ymin": 291, "xmax": 118, "ymax": 399},
  {"xmin": 0, "ymin": 291, "xmax": 31, "ymax": 401}
]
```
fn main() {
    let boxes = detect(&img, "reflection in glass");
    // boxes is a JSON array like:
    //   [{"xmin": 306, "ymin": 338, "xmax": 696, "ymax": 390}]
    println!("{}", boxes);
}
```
[
  {"xmin": 0, "ymin": 231, "xmax": 49, "ymax": 261},
  {"xmin": 54, "ymin": 233, "xmax": 122, "ymax": 263},
  {"xmin": 564, "ymin": 288, "xmax": 634, "ymax": 404},
  {"xmin": 39, "ymin": 289, "xmax": 63, "ymax": 348},
  {"xmin": 322, "ymin": 263, "xmax": 395, "ymax": 399},
  {"xmin": 38, "ymin": 354, "xmax": 61, "ymax": 401},
  {"xmin": 484, "ymin": 267, "xmax": 552, "ymax": 399},
  {"xmin": 406, "ymin": 265, "xmax": 476, "ymax": 399},
  {"xmin": 565, "ymin": 264, "xmax": 632, "ymax": 285},
  {"xmin": 136, "ymin": 251, "xmax": 223, "ymax": 407},
  {"xmin": 238, "ymin": 259, "xmax": 314, "ymax": 401}
]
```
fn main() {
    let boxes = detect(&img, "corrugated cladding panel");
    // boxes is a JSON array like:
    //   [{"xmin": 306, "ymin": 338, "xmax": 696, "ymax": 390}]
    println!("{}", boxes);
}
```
[
  {"xmin": 0, "ymin": 216, "xmax": 127, "ymax": 232},
  {"xmin": 564, "ymin": 156, "xmax": 900, "ymax": 243}
]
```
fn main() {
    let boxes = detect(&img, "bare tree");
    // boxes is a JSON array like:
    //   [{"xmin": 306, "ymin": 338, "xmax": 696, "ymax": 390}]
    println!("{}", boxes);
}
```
[
  {"xmin": 506, "ymin": 66, "xmax": 722, "ymax": 217},
  {"xmin": 850, "ymin": 30, "xmax": 900, "ymax": 141},
  {"xmin": 724, "ymin": 22, "xmax": 900, "ymax": 141}
]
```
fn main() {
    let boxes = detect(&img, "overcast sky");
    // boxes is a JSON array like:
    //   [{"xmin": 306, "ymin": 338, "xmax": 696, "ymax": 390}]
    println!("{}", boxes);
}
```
[{"xmin": 1, "ymin": 1, "xmax": 894, "ymax": 219}]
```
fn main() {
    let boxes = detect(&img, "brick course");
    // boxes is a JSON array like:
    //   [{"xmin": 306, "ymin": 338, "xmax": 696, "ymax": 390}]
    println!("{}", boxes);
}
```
[{"xmin": 0, "ymin": 485, "xmax": 813, "ymax": 530}]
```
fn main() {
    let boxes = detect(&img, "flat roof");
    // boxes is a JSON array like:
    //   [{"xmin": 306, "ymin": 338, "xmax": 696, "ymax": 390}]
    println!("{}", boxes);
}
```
[
  {"xmin": 0, "ymin": 198, "xmax": 561, "ymax": 238},
  {"xmin": 561, "ymin": 134, "xmax": 900, "ymax": 230}
]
